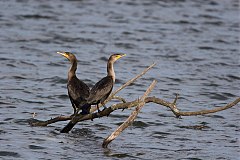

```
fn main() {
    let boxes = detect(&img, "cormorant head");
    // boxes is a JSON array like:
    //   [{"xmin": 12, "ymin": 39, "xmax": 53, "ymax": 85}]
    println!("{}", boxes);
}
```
[
  {"xmin": 109, "ymin": 53, "xmax": 126, "ymax": 63},
  {"xmin": 57, "ymin": 51, "xmax": 77, "ymax": 62}
]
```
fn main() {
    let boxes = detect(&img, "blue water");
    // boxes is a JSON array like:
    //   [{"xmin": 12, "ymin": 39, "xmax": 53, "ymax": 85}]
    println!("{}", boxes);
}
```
[{"xmin": 0, "ymin": 0, "xmax": 239, "ymax": 159}]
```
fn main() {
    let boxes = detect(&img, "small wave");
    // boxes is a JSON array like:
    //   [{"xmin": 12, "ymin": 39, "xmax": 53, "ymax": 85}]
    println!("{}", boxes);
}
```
[
  {"xmin": 56, "ymin": 94, "xmax": 69, "ymax": 99},
  {"xmin": 20, "ymin": 60, "xmax": 37, "ymax": 67},
  {"xmin": 186, "ymin": 27, "xmax": 202, "ymax": 33},
  {"xmin": 131, "ymin": 121, "xmax": 149, "ymax": 128},
  {"xmin": 171, "ymin": 20, "xmax": 196, "ymax": 25},
  {"xmin": 0, "ymin": 129, "xmax": 7, "ymax": 134},
  {"xmin": 214, "ymin": 39, "xmax": 230, "ymax": 44},
  {"xmin": 208, "ymin": 93, "xmax": 229, "ymax": 101},
  {"xmin": 17, "ymin": 14, "xmax": 55, "ymax": 20},
  {"xmin": 21, "ymin": 99, "xmax": 45, "ymax": 104},
  {"xmin": 0, "ymin": 151, "xmax": 21, "ymax": 158},
  {"xmin": 107, "ymin": 153, "xmax": 134, "ymax": 159},
  {"xmin": 201, "ymin": 82, "xmax": 220, "ymax": 87},
  {"xmin": 227, "ymin": 74, "xmax": 240, "ymax": 80},
  {"xmin": 6, "ymin": 63, "xmax": 16, "ymax": 67},
  {"xmin": 212, "ymin": 62, "xmax": 229, "ymax": 66},
  {"xmin": 3, "ymin": 118, "xmax": 14, "ymax": 121},
  {"xmin": 12, "ymin": 76, "xmax": 27, "ymax": 80},
  {"xmin": 174, "ymin": 137, "xmax": 192, "ymax": 141},
  {"xmin": 210, "ymin": 115, "xmax": 225, "ymax": 119},
  {"xmin": 14, "ymin": 119, "xmax": 31, "ymax": 125},
  {"xmin": 198, "ymin": 46, "xmax": 219, "ymax": 50},
  {"xmin": 198, "ymin": 14, "xmax": 221, "ymax": 20},
  {"xmin": 178, "ymin": 125, "xmax": 210, "ymax": 130},
  {"xmin": 203, "ymin": 21, "xmax": 224, "ymax": 26},
  {"xmin": 191, "ymin": 58, "xmax": 206, "ymax": 62},
  {"xmin": 114, "ymin": 42, "xmax": 137, "ymax": 49},
  {"xmin": 70, "ymin": 128, "xmax": 96, "ymax": 138},
  {"xmin": 0, "ymin": 57, "xmax": 12, "ymax": 61},
  {"xmin": 29, "ymin": 145, "xmax": 46, "ymax": 150},
  {"xmin": 99, "ymin": 56, "xmax": 108, "ymax": 61},
  {"xmin": 165, "ymin": 77, "xmax": 183, "ymax": 83},
  {"xmin": 152, "ymin": 131, "xmax": 171, "ymax": 135},
  {"xmin": 37, "ymin": 76, "xmax": 66, "ymax": 84}
]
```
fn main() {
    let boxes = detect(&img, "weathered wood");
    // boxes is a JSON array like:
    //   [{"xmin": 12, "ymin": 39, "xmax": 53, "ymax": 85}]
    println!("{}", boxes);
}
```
[
  {"xmin": 29, "ymin": 96, "xmax": 240, "ymax": 127},
  {"xmin": 102, "ymin": 80, "xmax": 157, "ymax": 148}
]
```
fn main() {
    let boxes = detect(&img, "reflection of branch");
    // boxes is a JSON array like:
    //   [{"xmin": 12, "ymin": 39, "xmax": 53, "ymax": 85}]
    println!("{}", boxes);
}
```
[{"xmin": 102, "ymin": 80, "xmax": 157, "ymax": 148}]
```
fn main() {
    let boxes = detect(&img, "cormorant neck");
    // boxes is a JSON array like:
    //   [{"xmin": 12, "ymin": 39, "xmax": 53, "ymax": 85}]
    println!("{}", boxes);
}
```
[
  {"xmin": 68, "ymin": 59, "xmax": 77, "ymax": 81},
  {"xmin": 107, "ymin": 61, "xmax": 115, "ymax": 82}
]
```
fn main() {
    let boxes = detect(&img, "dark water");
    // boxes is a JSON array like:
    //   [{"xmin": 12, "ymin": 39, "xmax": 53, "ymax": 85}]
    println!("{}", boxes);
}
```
[{"xmin": 0, "ymin": 0, "xmax": 239, "ymax": 159}]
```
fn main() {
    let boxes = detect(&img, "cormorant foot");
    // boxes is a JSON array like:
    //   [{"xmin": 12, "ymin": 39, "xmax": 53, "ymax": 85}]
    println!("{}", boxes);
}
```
[
  {"xmin": 101, "ymin": 107, "xmax": 110, "ymax": 117},
  {"xmin": 80, "ymin": 110, "xmax": 90, "ymax": 115},
  {"xmin": 102, "ymin": 107, "xmax": 107, "ymax": 112}
]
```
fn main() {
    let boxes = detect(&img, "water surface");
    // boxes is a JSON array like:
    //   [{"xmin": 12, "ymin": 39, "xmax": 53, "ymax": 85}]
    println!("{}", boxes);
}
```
[{"xmin": 0, "ymin": 0, "xmax": 239, "ymax": 159}]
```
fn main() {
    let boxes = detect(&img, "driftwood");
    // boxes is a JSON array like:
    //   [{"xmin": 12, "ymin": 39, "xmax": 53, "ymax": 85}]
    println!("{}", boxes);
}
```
[
  {"xmin": 29, "ymin": 63, "xmax": 240, "ymax": 148},
  {"xmin": 102, "ymin": 80, "xmax": 157, "ymax": 148}
]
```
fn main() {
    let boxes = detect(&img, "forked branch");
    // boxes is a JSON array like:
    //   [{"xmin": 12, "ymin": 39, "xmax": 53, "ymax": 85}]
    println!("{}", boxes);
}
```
[
  {"xmin": 29, "ymin": 96, "xmax": 240, "ymax": 127},
  {"xmin": 102, "ymin": 80, "xmax": 157, "ymax": 148}
]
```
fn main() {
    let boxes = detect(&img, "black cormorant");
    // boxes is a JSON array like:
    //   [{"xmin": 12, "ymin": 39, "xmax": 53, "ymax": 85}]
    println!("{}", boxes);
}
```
[
  {"xmin": 57, "ymin": 51, "xmax": 90, "ymax": 115},
  {"xmin": 87, "ymin": 53, "xmax": 126, "ymax": 112}
]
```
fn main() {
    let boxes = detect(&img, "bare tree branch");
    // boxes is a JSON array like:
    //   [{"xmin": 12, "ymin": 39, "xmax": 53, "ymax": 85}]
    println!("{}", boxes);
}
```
[
  {"xmin": 109, "ymin": 63, "xmax": 156, "ymax": 98},
  {"xmin": 111, "ymin": 96, "xmax": 127, "ymax": 103},
  {"xmin": 29, "ymin": 96, "xmax": 240, "ymax": 127},
  {"xmin": 144, "ymin": 96, "xmax": 240, "ymax": 117},
  {"xmin": 29, "ymin": 115, "xmax": 72, "ymax": 127},
  {"xmin": 102, "ymin": 80, "xmax": 157, "ymax": 148}
]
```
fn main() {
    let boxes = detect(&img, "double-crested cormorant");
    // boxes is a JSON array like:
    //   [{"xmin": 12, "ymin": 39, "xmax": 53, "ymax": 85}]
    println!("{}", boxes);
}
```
[
  {"xmin": 57, "ymin": 51, "xmax": 90, "ymax": 115},
  {"xmin": 87, "ymin": 53, "xmax": 126, "ymax": 112}
]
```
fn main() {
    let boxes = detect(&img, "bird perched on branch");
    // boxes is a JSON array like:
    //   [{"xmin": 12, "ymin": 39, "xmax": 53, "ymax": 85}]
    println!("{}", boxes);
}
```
[
  {"xmin": 57, "ymin": 51, "xmax": 90, "ymax": 115},
  {"xmin": 60, "ymin": 53, "xmax": 126, "ymax": 133},
  {"xmin": 87, "ymin": 53, "xmax": 126, "ymax": 113}
]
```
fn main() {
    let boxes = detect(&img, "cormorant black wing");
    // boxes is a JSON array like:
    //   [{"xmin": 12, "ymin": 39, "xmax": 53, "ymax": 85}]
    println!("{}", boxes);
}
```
[
  {"xmin": 67, "ymin": 76, "xmax": 90, "ymax": 107},
  {"xmin": 87, "ymin": 76, "xmax": 113, "ymax": 104}
]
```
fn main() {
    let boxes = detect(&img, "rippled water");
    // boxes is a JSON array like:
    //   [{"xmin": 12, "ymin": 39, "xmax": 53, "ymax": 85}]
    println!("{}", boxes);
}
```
[{"xmin": 0, "ymin": 0, "xmax": 239, "ymax": 159}]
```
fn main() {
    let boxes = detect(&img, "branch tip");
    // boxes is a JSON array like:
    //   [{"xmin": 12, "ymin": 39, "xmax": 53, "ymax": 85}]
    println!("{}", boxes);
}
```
[{"xmin": 173, "ymin": 93, "xmax": 179, "ymax": 105}]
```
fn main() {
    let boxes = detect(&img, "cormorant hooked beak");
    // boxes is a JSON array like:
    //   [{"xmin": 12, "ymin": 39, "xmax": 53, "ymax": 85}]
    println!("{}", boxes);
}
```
[
  {"xmin": 116, "ymin": 53, "xmax": 126, "ymax": 60},
  {"xmin": 57, "ymin": 51, "xmax": 70, "ymax": 59}
]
